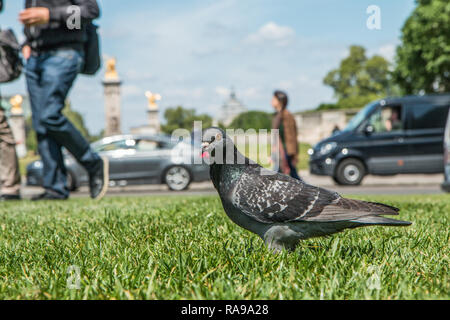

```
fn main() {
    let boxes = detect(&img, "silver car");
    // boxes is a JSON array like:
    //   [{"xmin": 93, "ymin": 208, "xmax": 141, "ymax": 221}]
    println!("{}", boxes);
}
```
[
  {"xmin": 27, "ymin": 134, "xmax": 210, "ymax": 191},
  {"xmin": 443, "ymin": 112, "xmax": 450, "ymax": 192}
]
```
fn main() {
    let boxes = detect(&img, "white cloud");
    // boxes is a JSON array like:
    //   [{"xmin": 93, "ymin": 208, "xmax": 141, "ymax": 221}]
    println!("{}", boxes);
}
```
[
  {"xmin": 122, "ymin": 84, "xmax": 145, "ymax": 97},
  {"xmin": 276, "ymin": 80, "xmax": 294, "ymax": 90},
  {"xmin": 377, "ymin": 43, "xmax": 397, "ymax": 62},
  {"xmin": 242, "ymin": 87, "xmax": 263, "ymax": 100},
  {"xmin": 215, "ymin": 86, "xmax": 231, "ymax": 98},
  {"xmin": 245, "ymin": 22, "xmax": 295, "ymax": 47}
]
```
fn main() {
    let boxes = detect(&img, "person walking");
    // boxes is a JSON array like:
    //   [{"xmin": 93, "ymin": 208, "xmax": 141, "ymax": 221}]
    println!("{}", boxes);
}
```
[
  {"xmin": 20, "ymin": 0, "xmax": 108, "ymax": 201},
  {"xmin": 0, "ymin": 0, "xmax": 22, "ymax": 201},
  {"xmin": 271, "ymin": 90, "xmax": 301, "ymax": 180}
]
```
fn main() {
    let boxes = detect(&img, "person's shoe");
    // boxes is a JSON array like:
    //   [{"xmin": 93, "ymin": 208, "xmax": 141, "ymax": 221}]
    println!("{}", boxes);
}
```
[
  {"xmin": 0, "ymin": 194, "xmax": 21, "ymax": 201},
  {"xmin": 89, "ymin": 156, "xmax": 109, "ymax": 200},
  {"xmin": 31, "ymin": 191, "xmax": 68, "ymax": 201}
]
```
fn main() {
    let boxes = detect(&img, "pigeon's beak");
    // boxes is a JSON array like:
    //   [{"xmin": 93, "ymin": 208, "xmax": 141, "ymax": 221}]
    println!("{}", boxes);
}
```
[{"xmin": 201, "ymin": 142, "xmax": 211, "ymax": 158}]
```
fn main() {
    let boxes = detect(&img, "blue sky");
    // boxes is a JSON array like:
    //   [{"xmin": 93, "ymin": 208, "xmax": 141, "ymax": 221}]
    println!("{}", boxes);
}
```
[{"xmin": 1, "ymin": 0, "xmax": 416, "ymax": 134}]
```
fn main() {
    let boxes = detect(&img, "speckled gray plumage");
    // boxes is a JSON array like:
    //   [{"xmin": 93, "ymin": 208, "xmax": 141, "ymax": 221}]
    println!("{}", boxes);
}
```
[{"xmin": 203, "ymin": 128, "xmax": 411, "ymax": 252}]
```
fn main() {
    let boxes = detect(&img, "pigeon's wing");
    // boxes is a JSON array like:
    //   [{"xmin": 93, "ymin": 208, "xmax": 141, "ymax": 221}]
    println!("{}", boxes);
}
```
[
  {"xmin": 231, "ymin": 166, "xmax": 399, "ymax": 224},
  {"xmin": 231, "ymin": 166, "xmax": 337, "ymax": 223}
]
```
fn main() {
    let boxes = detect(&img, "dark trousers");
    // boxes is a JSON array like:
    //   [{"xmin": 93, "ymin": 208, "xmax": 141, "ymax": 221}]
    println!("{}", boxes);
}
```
[
  {"xmin": 25, "ymin": 48, "xmax": 101, "ymax": 197},
  {"xmin": 286, "ymin": 155, "xmax": 301, "ymax": 181}
]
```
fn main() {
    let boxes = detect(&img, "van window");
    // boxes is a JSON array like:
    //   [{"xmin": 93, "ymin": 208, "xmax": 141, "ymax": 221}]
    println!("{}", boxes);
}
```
[
  {"xmin": 368, "ymin": 105, "xmax": 403, "ymax": 133},
  {"xmin": 409, "ymin": 105, "xmax": 449, "ymax": 130},
  {"xmin": 343, "ymin": 101, "xmax": 378, "ymax": 132}
]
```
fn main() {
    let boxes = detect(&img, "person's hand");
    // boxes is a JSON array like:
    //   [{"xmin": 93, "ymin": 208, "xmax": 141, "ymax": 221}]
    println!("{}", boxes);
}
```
[
  {"xmin": 19, "ymin": 7, "xmax": 50, "ymax": 26},
  {"xmin": 22, "ymin": 45, "xmax": 31, "ymax": 60}
]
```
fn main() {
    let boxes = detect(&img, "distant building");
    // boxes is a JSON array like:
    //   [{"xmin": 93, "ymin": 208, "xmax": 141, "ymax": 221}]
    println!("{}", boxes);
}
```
[
  {"xmin": 216, "ymin": 89, "xmax": 247, "ymax": 127},
  {"xmin": 293, "ymin": 109, "xmax": 359, "ymax": 145}
]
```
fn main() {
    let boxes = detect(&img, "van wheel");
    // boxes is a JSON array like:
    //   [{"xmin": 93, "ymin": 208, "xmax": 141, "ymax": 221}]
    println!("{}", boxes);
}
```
[{"xmin": 335, "ymin": 159, "xmax": 365, "ymax": 186}]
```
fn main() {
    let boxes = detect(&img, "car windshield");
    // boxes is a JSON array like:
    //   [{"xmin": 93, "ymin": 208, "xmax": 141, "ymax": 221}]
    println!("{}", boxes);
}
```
[{"xmin": 342, "ymin": 101, "xmax": 379, "ymax": 132}]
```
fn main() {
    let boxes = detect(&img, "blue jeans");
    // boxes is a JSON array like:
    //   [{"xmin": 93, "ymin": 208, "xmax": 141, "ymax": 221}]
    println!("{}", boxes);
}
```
[{"xmin": 25, "ymin": 48, "xmax": 101, "ymax": 197}]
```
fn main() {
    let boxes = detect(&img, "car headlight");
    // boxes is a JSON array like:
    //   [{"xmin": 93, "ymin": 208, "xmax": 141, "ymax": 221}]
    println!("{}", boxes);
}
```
[
  {"xmin": 34, "ymin": 161, "xmax": 43, "ymax": 169},
  {"xmin": 319, "ymin": 142, "xmax": 337, "ymax": 156}
]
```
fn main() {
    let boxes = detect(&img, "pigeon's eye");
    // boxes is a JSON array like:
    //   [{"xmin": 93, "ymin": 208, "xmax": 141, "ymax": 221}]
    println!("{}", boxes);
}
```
[{"xmin": 215, "ymin": 133, "xmax": 222, "ymax": 141}]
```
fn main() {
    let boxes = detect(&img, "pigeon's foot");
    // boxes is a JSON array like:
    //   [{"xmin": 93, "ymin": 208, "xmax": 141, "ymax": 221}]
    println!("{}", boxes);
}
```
[
  {"xmin": 265, "ymin": 240, "xmax": 297, "ymax": 254},
  {"xmin": 263, "ymin": 225, "xmax": 301, "ymax": 254}
]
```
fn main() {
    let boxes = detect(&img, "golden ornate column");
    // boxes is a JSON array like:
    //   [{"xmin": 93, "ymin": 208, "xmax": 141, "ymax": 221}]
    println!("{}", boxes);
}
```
[
  {"xmin": 145, "ymin": 91, "xmax": 162, "ymax": 134},
  {"xmin": 8, "ymin": 95, "xmax": 27, "ymax": 158},
  {"xmin": 102, "ymin": 58, "xmax": 122, "ymax": 137}
]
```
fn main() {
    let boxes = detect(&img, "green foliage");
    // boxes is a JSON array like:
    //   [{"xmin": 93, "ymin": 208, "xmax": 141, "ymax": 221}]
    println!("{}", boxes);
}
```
[
  {"xmin": 323, "ymin": 45, "xmax": 393, "ymax": 110},
  {"xmin": 335, "ymin": 94, "xmax": 381, "ymax": 111},
  {"xmin": 394, "ymin": 0, "xmax": 450, "ymax": 94},
  {"xmin": 161, "ymin": 106, "xmax": 212, "ymax": 134},
  {"xmin": 316, "ymin": 103, "xmax": 340, "ymax": 111},
  {"xmin": 0, "ymin": 195, "xmax": 447, "ymax": 299},
  {"xmin": 25, "ymin": 116, "xmax": 37, "ymax": 154},
  {"xmin": 228, "ymin": 111, "xmax": 273, "ymax": 131}
]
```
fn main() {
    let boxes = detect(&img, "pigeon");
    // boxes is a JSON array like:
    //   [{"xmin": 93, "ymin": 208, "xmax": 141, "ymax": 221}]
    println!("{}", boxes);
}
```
[{"xmin": 201, "ymin": 127, "xmax": 411, "ymax": 253}]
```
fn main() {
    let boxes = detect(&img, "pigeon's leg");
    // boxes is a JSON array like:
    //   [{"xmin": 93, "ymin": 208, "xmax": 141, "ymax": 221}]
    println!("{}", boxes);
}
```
[{"xmin": 263, "ymin": 225, "xmax": 301, "ymax": 253}]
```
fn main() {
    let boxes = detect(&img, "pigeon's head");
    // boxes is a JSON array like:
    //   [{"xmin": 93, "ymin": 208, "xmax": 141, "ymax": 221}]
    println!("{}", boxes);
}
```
[{"xmin": 201, "ymin": 127, "xmax": 232, "ymax": 159}]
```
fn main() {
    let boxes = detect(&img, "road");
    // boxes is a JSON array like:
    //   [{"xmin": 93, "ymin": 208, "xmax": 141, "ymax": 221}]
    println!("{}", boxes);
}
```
[{"xmin": 22, "ymin": 172, "xmax": 447, "ymax": 199}]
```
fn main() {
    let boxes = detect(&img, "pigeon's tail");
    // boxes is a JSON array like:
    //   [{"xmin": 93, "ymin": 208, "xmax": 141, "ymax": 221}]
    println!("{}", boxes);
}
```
[{"xmin": 351, "ymin": 215, "xmax": 412, "ymax": 227}]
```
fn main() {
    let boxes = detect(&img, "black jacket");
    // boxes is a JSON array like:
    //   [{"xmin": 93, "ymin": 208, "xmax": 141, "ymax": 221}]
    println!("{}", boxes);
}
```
[
  {"xmin": 24, "ymin": 0, "xmax": 100, "ymax": 52},
  {"xmin": 0, "ymin": 0, "xmax": 3, "ymax": 13}
]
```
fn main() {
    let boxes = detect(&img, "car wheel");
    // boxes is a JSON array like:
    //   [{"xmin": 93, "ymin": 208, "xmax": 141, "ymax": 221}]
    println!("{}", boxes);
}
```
[
  {"xmin": 335, "ymin": 158, "xmax": 365, "ymax": 186},
  {"xmin": 67, "ymin": 172, "xmax": 78, "ymax": 192},
  {"xmin": 164, "ymin": 166, "xmax": 192, "ymax": 191},
  {"xmin": 332, "ymin": 176, "xmax": 345, "ymax": 185}
]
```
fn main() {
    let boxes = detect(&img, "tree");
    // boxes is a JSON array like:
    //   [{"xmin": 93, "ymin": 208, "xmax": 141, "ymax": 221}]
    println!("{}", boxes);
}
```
[
  {"xmin": 316, "ymin": 103, "xmax": 340, "ymax": 111},
  {"xmin": 394, "ymin": 0, "xmax": 450, "ymax": 94},
  {"xmin": 323, "ymin": 45, "xmax": 393, "ymax": 110},
  {"xmin": 228, "ymin": 111, "xmax": 272, "ymax": 131},
  {"xmin": 25, "ymin": 116, "xmax": 37, "ymax": 154},
  {"xmin": 161, "ymin": 106, "xmax": 212, "ymax": 134}
]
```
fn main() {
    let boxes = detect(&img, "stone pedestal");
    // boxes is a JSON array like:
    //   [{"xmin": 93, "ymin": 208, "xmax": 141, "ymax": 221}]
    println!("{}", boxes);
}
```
[
  {"xmin": 147, "ymin": 109, "xmax": 160, "ymax": 134},
  {"xmin": 9, "ymin": 113, "xmax": 27, "ymax": 158},
  {"xmin": 103, "ymin": 78, "xmax": 122, "ymax": 137}
]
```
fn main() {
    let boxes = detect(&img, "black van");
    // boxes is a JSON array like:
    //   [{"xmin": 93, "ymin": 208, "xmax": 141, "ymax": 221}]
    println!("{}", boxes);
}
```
[
  {"xmin": 442, "ymin": 110, "xmax": 450, "ymax": 192},
  {"xmin": 309, "ymin": 94, "xmax": 450, "ymax": 185}
]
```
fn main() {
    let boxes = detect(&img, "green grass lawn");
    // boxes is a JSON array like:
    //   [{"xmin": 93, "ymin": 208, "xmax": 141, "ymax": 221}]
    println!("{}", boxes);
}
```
[{"xmin": 0, "ymin": 194, "xmax": 448, "ymax": 300}]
